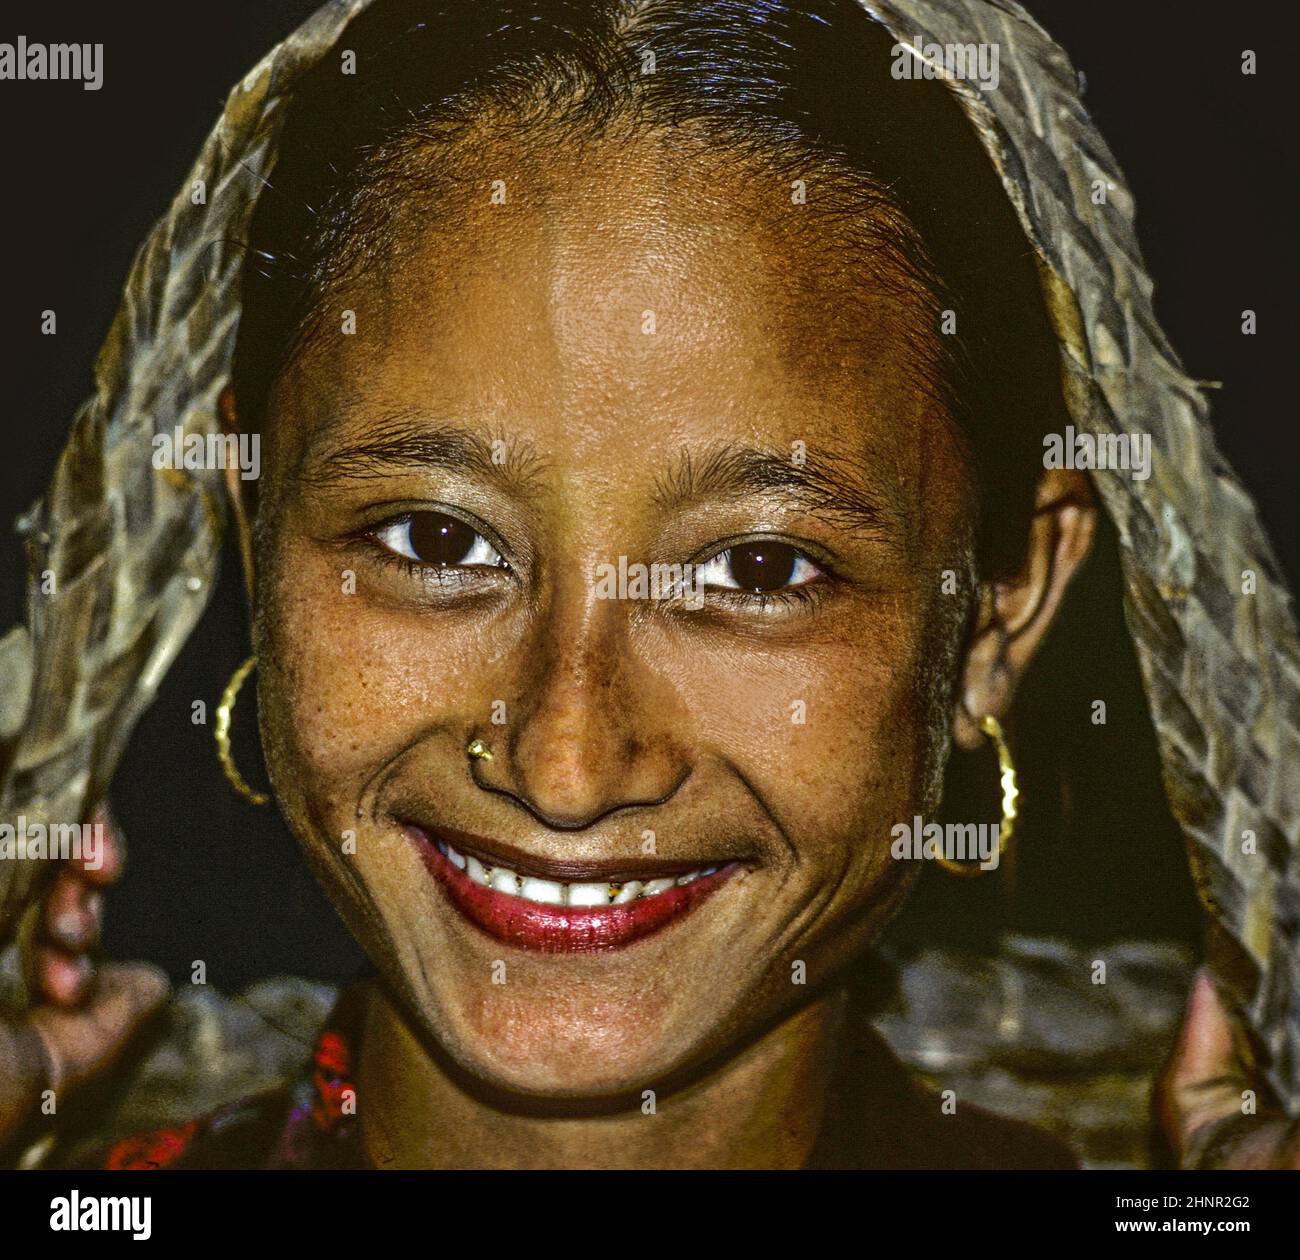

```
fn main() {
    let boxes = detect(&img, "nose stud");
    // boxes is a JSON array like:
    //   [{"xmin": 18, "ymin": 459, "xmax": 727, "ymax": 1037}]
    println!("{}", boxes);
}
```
[{"xmin": 467, "ymin": 738, "xmax": 493, "ymax": 762}]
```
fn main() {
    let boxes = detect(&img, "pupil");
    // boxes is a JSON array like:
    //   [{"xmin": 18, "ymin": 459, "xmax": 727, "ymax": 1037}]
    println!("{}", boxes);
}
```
[
  {"xmin": 729, "ymin": 542, "xmax": 797, "ymax": 592},
  {"xmin": 408, "ymin": 513, "xmax": 475, "ymax": 565}
]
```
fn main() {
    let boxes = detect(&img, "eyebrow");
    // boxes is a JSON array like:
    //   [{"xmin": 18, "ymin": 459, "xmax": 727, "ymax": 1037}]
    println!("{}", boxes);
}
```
[
  {"xmin": 652, "ymin": 444, "xmax": 895, "ymax": 538},
  {"xmin": 295, "ymin": 409, "xmax": 546, "ymax": 492},
  {"xmin": 296, "ymin": 414, "xmax": 893, "ymax": 538}
]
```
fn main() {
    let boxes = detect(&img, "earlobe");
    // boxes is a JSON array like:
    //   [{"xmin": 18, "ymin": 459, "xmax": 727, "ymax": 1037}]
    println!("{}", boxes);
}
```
[
  {"xmin": 952, "ymin": 468, "xmax": 1098, "ymax": 750},
  {"xmin": 218, "ymin": 385, "xmax": 258, "ymax": 605}
]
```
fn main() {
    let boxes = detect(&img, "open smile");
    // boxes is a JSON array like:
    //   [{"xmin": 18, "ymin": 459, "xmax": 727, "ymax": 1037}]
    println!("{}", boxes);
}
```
[{"xmin": 403, "ymin": 824, "xmax": 743, "ymax": 953}]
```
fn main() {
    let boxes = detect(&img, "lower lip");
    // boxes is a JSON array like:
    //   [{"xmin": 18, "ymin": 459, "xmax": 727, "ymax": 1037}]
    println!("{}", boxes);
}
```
[{"xmin": 410, "ymin": 831, "xmax": 738, "ymax": 954}]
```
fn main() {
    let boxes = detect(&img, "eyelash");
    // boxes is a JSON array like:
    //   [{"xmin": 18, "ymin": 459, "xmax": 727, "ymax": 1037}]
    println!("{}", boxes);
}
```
[
  {"xmin": 361, "ymin": 513, "xmax": 834, "ymax": 614},
  {"xmin": 706, "ymin": 583, "xmax": 828, "ymax": 615},
  {"xmin": 372, "ymin": 550, "xmax": 480, "ymax": 588}
]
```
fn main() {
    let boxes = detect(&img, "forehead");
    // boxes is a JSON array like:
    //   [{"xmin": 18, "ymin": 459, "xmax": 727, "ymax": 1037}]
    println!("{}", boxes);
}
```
[{"xmin": 270, "ymin": 130, "xmax": 946, "ymax": 486}]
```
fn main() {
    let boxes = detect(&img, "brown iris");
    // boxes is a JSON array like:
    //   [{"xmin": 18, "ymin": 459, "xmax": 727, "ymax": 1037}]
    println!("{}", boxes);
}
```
[
  {"xmin": 725, "ymin": 542, "xmax": 799, "ymax": 592},
  {"xmin": 406, "ymin": 512, "xmax": 479, "ymax": 566}
]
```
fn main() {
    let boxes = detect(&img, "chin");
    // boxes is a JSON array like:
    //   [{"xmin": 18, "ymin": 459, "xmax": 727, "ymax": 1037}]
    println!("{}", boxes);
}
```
[{"xmin": 423, "ymin": 974, "xmax": 735, "ymax": 1100}]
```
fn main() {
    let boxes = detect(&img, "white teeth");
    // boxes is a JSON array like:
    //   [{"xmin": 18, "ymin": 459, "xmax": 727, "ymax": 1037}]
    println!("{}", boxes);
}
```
[
  {"xmin": 518, "ymin": 876, "xmax": 565, "ymax": 905},
  {"xmin": 489, "ymin": 868, "xmax": 520, "ymax": 895},
  {"xmin": 450, "ymin": 851, "xmax": 721, "ymax": 907}
]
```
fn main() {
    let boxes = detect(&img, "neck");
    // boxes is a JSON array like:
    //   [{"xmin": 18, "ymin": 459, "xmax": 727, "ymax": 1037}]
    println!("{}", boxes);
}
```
[{"xmin": 357, "ymin": 985, "xmax": 845, "ymax": 1169}]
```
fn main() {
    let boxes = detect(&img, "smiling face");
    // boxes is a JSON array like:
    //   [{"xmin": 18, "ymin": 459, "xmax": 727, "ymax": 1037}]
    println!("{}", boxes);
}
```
[{"xmin": 242, "ymin": 125, "xmax": 979, "ymax": 1098}]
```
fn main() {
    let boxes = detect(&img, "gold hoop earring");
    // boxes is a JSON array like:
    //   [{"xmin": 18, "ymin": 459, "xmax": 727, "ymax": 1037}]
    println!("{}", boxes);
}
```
[
  {"xmin": 467, "ymin": 738, "xmax": 493, "ymax": 762},
  {"xmin": 936, "ymin": 713, "xmax": 1018, "ymax": 878},
  {"xmin": 215, "ymin": 654, "xmax": 270, "ymax": 806}
]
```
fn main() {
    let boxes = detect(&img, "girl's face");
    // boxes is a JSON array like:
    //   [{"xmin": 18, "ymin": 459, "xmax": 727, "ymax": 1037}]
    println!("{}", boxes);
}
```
[{"xmin": 245, "ymin": 133, "xmax": 979, "ymax": 1097}]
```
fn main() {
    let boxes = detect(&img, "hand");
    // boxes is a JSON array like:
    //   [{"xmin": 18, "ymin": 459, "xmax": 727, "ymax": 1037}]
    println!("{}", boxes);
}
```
[
  {"xmin": 1156, "ymin": 967, "xmax": 1300, "ymax": 1169},
  {"xmin": 0, "ymin": 805, "xmax": 168, "ymax": 1152}
]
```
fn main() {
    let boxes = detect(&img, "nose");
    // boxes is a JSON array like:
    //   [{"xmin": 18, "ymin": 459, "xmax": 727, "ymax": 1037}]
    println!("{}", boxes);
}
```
[{"xmin": 480, "ymin": 577, "xmax": 690, "ymax": 829}]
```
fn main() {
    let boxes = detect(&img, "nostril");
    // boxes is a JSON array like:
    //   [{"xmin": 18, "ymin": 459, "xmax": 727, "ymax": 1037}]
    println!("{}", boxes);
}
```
[
  {"xmin": 504, "ymin": 783, "xmax": 627, "ymax": 832},
  {"xmin": 472, "ymin": 718, "xmax": 692, "ymax": 830},
  {"xmin": 501, "ymin": 765, "xmax": 692, "ymax": 833}
]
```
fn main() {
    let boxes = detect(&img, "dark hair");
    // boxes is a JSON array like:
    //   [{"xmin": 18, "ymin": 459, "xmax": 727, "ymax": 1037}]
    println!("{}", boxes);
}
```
[{"xmin": 233, "ymin": 0, "xmax": 1066, "ymax": 577}]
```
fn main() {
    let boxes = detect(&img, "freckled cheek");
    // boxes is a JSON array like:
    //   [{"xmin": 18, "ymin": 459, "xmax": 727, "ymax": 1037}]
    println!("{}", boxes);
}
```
[
  {"xmin": 673, "ymin": 612, "xmax": 933, "ymax": 888},
  {"xmin": 259, "ymin": 564, "xmax": 485, "ymax": 784},
  {"xmin": 690, "ymin": 625, "xmax": 928, "ymax": 801}
]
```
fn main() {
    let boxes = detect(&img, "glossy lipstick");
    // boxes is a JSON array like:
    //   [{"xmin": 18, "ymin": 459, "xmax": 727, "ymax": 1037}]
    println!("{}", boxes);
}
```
[{"xmin": 408, "ymin": 827, "xmax": 738, "ymax": 953}]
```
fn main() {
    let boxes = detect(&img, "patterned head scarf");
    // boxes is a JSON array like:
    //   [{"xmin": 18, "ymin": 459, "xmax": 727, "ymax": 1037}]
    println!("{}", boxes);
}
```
[{"xmin": 1, "ymin": 0, "xmax": 1296, "ymax": 1105}]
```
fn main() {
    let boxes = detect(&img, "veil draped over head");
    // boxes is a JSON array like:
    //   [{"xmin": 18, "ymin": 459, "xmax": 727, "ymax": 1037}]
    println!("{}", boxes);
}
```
[{"xmin": 1, "ymin": 0, "xmax": 1297, "ymax": 1105}]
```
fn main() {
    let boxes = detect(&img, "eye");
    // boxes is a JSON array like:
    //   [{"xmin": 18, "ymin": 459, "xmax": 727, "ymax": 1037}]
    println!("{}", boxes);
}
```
[
  {"xmin": 373, "ymin": 512, "xmax": 506, "ymax": 569},
  {"xmin": 697, "ymin": 541, "xmax": 822, "ymax": 593}
]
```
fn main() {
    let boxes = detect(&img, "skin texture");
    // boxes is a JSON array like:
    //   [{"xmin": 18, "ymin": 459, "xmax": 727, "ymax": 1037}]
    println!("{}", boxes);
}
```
[
  {"xmin": 223, "ymin": 128, "xmax": 1094, "ymax": 1166},
  {"xmin": 218, "ymin": 127, "xmax": 1101, "ymax": 1167}
]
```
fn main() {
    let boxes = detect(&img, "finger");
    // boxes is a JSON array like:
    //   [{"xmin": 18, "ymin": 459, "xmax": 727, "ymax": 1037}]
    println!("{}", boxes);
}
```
[
  {"xmin": 30, "ymin": 963, "xmax": 170, "ymax": 1093},
  {"xmin": 40, "ymin": 871, "xmax": 101, "ymax": 952},
  {"xmin": 1160, "ymin": 971, "xmax": 1247, "ymax": 1146},
  {"xmin": 1170, "ymin": 970, "xmax": 1242, "ymax": 1093},
  {"xmin": 32, "ymin": 945, "xmax": 94, "ymax": 1007},
  {"xmin": 72, "ymin": 803, "xmax": 125, "ymax": 886},
  {"xmin": 1160, "ymin": 969, "xmax": 1300, "ymax": 1169}
]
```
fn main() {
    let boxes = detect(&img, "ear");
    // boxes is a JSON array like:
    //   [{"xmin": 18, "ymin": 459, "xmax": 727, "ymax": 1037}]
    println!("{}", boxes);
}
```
[
  {"xmin": 219, "ymin": 385, "xmax": 258, "ymax": 606},
  {"xmin": 952, "ymin": 467, "xmax": 1098, "ymax": 750}
]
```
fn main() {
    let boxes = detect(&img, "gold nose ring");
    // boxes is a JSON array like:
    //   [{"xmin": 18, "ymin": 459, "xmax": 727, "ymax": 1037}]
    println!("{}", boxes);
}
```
[{"xmin": 467, "ymin": 738, "xmax": 493, "ymax": 762}]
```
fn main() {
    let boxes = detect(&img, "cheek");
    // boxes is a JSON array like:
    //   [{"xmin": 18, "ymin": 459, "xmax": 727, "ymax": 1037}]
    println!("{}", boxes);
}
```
[
  {"xmin": 682, "ymin": 594, "xmax": 942, "ymax": 835},
  {"xmin": 254, "ymin": 539, "xmax": 492, "ymax": 798},
  {"xmin": 657, "ymin": 589, "xmax": 947, "ymax": 966}
]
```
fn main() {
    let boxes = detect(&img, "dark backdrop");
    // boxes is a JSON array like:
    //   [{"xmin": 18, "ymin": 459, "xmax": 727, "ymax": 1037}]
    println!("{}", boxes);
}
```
[{"xmin": 0, "ymin": 1, "xmax": 1294, "ymax": 988}]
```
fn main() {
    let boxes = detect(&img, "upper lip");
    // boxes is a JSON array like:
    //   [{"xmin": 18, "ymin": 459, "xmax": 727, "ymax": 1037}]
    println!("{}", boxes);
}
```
[{"xmin": 403, "ymin": 821, "xmax": 744, "ymax": 885}]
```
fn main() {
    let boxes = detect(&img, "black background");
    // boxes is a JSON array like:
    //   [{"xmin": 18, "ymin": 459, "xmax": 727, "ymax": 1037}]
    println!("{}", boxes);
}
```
[{"xmin": 0, "ymin": 1, "xmax": 1294, "ymax": 989}]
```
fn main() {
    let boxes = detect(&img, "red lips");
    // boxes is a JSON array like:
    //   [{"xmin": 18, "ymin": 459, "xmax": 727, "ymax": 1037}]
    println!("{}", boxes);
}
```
[{"xmin": 412, "ymin": 832, "xmax": 736, "ymax": 953}]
